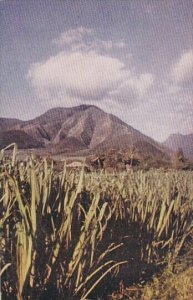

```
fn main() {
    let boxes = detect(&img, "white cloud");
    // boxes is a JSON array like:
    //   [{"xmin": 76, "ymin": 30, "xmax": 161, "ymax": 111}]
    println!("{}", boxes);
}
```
[
  {"xmin": 27, "ymin": 26, "xmax": 155, "ymax": 121},
  {"xmin": 53, "ymin": 27, "xmax": 126, "ymax": 52},
  {"xmin": 109, "ymin": 72, "xmax": 154, "ymax": 101},
  {"xmin": 90, "ymin": 39, "xmax": 126, "ymax": 50},
  {"xmin": 125, "ymin": 73, "xmax": 154, "ymax": 97},
  {"xmin": 171, "ymin": 49, "xmax": 193, "ymax": 83},
  {"xmin": 53, "ymin": 27, "xmax": 92, "ymax": 46},
  {"xmin": 28, "ymin": 51, "xmax": 128, "ymax": 100},
  {"xmin": 27, "ymin": 50, "xmax": 153, "ymax": 102}
]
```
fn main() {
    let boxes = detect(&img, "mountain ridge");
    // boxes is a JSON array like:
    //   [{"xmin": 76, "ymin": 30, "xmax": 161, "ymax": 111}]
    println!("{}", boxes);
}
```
[
  {"xmin": 164, "ymin": 133, "xmax": 193, "ymax": 159},
  {"xmin": 0, "ymin": 105, "xmax": 169, "ymax": 159}
]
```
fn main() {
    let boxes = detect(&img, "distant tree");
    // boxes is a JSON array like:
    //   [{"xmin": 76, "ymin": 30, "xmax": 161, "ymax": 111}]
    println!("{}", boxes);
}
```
[
  {"xmin": 176, "ymin": 148, "xmax": 185, "ymax": 162},
  {"xmin": 124, "ymin": 145, "xmax": 138, "ymax": 167},
  {"xmin": 172, "ymin": 147, "xmax": 185, "ymax": 168}
]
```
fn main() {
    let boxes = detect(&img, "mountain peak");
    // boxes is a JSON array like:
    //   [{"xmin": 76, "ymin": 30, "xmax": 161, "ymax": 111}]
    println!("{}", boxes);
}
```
[{"xmin": 0, "ymin": 104, "xmax": 168, "ymax": 159}]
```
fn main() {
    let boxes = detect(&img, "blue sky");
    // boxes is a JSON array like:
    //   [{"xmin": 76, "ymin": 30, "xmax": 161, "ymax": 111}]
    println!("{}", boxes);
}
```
[{"xmin": 0, "ymin": 0, "xmax": 193, "ymax": 141}]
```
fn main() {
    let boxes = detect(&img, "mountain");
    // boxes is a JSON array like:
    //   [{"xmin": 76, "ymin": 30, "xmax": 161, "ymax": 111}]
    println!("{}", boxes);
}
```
[
  {"xmin": 164, "ymin": 133, "xmax": 193, "ymax": 160},
  {"xmin": 0, "ymin": 118, "xmax": 22, "ymax": 131},
  {"xmin": 0, "ymin": 105, "xmax": 168, "ymax": 159},
  {"xmin": 0, "ymin": 130, "xmax": 43, "ymax": 149}
]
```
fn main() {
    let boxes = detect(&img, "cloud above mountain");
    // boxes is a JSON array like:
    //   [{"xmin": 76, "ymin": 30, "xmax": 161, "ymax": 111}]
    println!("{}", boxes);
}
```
[
  {"xmin": 53, "ymin": 27, "xmax": 92, "ymax": 46},
  {"xmin": 171, "ymin": 49, "xmax": 193, "ymax": 83},
  {"xmin": 28, "ymin": 51, "xmax": 127, "ymax": 100},
  {"xmin": 26, "ymin": 26, "xmax": 192, "ymax": 142},
  {"xmin": 27, "ymin": 27, "xmax": 154, "ymax": 104},
  {"xmin": 53, "ymin": 27, "xmax": 126, "ymax": 51}
]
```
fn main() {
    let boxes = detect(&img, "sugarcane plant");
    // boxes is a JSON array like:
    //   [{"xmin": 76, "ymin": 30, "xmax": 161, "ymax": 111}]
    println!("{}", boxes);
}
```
[{"xmin": 0, "ymin": 145, "xmax": 193, "ymax": 299}]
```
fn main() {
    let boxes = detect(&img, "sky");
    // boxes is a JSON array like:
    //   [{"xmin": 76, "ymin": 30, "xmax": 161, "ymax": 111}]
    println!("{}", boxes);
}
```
[{"xmin": 0, "ymin": 0, "xmax": 193, "ymax": 142}]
